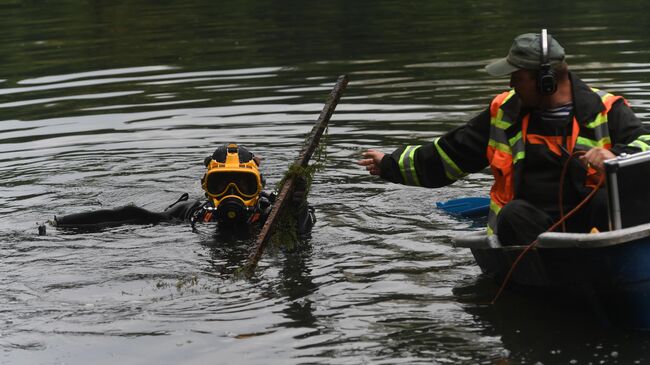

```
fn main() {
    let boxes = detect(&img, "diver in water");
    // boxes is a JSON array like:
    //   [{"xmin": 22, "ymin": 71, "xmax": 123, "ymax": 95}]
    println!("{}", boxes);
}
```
[{"xmin": 51, "ymin": 143, "xmax": 315, "ymax": 234}]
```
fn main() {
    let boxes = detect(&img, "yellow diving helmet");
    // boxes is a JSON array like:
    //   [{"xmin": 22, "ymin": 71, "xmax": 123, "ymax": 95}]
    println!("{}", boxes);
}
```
[{"xmin": 201, "ymin": 143, "xmax": 263, "ymax": 223}]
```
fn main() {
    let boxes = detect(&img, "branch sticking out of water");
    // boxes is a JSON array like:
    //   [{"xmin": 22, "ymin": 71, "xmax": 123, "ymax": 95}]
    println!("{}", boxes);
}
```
[{"xmin": 239, "ymin": 75, "xmax": 348, "ymax": 277}]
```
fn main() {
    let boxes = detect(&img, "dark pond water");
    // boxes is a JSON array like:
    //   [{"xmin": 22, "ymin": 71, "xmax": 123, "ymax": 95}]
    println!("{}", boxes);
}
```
[{"xmin": 2, "ymin": 1, "xmax": 650, "ymax": 364}]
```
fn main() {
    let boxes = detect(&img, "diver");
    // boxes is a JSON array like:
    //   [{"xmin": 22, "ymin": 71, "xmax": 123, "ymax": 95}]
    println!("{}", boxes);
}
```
[{"xmin": 51, "ymin": 143, "xmax": 315, "ymax": 235}]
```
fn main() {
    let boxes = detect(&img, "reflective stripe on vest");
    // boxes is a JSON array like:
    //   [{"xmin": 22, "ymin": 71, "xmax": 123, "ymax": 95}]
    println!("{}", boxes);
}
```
[
  {"xmin": 486, "ymin": 89, "xmax": 623, "ymax": 235},
  {"xmin": 629, "ymin": 135, "xmax": 650, "ymax": 151},
  {"xmin": 574, "ymin": 89, "xmax": 621, "ymax": 151},
  {"xmin": 434, "ymin": 138, "xmax": 467, "ymax": 181},
  {"xmin": 399, "ymin": 139, "xmax": 470, "ymax": 185},
  {"xmin": 486, "ymin": 91, "xmax": 520, "ymax": 235},
  {"xmin": 581, "ymin": 92, "xmax": 650, "ymax": 178},
  {"xmin": 398, "ymin": 145, "xmax": 421, "ymax": 186}
]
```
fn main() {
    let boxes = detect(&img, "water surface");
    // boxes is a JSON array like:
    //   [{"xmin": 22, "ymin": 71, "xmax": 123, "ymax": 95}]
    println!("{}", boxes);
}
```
[{"xmin": 2, "ymin": 1, "xmax": 650, "ymax": 364}]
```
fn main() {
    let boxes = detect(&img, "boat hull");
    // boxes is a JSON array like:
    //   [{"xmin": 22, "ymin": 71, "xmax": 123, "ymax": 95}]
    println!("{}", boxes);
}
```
[{"xmin": 455, "ymin": 223, "xmax": 650, "ymax": 329}]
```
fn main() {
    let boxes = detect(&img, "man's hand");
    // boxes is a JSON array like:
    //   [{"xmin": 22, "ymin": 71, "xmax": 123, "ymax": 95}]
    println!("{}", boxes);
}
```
[
  {"xmin": 580, "ymin": 147, "xmax": 616, "ymax": 172},
  {"xmin": 358, "ymin": 150, "xmax": 385, "ymax": 176}
]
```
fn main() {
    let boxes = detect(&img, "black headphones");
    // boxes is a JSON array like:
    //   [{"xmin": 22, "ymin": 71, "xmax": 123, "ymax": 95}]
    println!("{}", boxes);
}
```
[{"xmin": 538, "ymin": 28, "xmax": 557, "ymax": 95}]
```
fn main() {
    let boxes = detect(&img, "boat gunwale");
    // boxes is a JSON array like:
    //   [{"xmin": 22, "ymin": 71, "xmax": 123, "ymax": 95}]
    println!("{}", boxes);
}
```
[{"xmin": 453, "ymin": 222, "xmax": 650, "ymax": 249}]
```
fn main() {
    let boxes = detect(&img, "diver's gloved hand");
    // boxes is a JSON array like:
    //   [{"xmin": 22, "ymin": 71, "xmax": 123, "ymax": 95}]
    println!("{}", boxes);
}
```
[
  {"xmin": 291, "ymin": 175, "xmax": 309, "ymax": 207},
  {"xmin": 258, "ymin": 195, "xmax": 272, "ymax": 211}
]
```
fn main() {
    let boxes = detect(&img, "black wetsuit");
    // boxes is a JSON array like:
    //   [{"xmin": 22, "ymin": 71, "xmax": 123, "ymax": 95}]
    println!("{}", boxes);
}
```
[
  {"xmin": 53, "ymin": 191, "xmax": 315, "ymax": 235},
  {"xmin": 52, "ymin": 144, "xmax": 315, "ymax": 235},
  {"xmin": 54, "ymin": 194, "xmax": 202, "ymax": 227}
]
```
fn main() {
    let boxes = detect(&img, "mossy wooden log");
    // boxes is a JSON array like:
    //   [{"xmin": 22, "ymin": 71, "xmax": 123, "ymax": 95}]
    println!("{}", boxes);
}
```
[{"xmin": 243, "ymin": 75, "xmax": 348, "ymax": 273}]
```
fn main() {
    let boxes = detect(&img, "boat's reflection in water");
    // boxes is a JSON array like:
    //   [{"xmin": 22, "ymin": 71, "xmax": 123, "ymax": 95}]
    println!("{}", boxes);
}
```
[{"xmin": 454, "ymin": 278, "xmax": 650, "ymax": 364}]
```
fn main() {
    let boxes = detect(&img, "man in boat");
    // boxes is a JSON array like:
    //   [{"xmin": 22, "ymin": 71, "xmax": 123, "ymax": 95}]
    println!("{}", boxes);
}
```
[
  {"xmin": 53, "ymin": 143, "xmax": 315, "ymax": 234},
  {"xmin": 359, "ymin": 30, "xmax": 650, "ymax": 246}
]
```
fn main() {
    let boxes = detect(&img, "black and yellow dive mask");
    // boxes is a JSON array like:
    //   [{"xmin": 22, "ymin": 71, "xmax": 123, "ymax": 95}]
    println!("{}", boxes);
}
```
[{"xmin": 201, "ymin": 144, "xmax": 262, "ymax": 221}]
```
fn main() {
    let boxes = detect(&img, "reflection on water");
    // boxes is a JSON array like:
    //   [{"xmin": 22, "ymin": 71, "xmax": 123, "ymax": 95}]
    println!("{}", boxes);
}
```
[
  {"xmin": 455, "ymin": 279, "xmax": 650, "ymax": 364},
  {"xmin": 1, "ymin": 0, "xmax": 650, "ymax": 364}
]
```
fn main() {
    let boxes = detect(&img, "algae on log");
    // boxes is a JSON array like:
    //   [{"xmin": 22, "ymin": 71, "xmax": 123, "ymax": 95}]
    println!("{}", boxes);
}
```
[{"xmin": 268, "ymin": 157, "xmax": 324, "ymax": 251}]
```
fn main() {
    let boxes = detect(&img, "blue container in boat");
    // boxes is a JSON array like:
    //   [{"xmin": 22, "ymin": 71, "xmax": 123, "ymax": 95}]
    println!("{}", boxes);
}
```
[{"xmin": 436, "ymin": 197, "xmax": 490, "ymax": 218}]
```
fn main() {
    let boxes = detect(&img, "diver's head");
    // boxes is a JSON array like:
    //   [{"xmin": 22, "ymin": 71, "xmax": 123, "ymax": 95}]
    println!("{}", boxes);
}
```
[{"xmin": 201, "ymin": 144, "xmax": 263, "ymax": 226}]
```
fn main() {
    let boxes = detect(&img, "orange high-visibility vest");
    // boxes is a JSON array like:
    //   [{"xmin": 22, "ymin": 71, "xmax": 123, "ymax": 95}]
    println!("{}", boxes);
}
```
[{"xmin": 486, "ymin": 89, "xmax": 624, "ymax": 235}]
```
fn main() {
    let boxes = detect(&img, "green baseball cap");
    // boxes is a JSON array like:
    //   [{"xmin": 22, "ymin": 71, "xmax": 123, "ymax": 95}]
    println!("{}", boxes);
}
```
[{"xmin": 485, "ymin": 32, "xmax": 565, "ymax": 77}]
